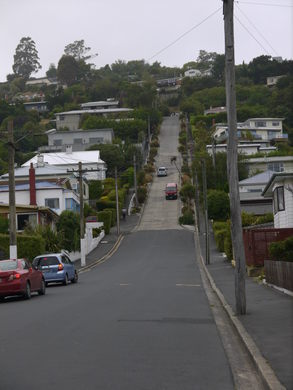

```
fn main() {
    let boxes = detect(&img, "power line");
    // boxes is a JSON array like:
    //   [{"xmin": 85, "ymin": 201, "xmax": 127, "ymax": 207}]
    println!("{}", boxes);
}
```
[
  {"xmin": 236, "ymin": 1, "xmax": 293, "ymax": 8},
  {"xmin": 234, "ymin": 14, "xmax": 271, "ymax": 55},
  {"xmin": 147, "ymin": 6, "xmax": 222, "ymax": 62},
  {"xmin": 235, "ymin": 3, "xmax": 279, "ymax": 56}
]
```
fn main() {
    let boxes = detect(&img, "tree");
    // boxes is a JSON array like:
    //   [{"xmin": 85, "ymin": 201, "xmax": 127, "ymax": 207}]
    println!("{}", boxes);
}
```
[
  {"xmin": 207, "ymin": 190, "xmax": 230, "ymax": 221},
  {"xmin": 12, "ymin": 37, "xmax": 41, "ymax": 79},
  {"xmin": 56, "ymin": 211, "xmax": 80, "ymax": 251},
  {"xmin": 64, "ymin": 40, "xmax": 91, "ymax": 61},
  {"xmin": 46, "ymin": 63, "xmax": 57, "ymax": 79},
  {"xmin": 195, "ymin": 50, "xmax": 218, "ymax": 72},
  {"xmin": 57, "ymin": 55, "xmax": 79, "ymax": 86},
  {"xmin": 87, "ymin": 144, "xmax": 125, "ymax": 176}
]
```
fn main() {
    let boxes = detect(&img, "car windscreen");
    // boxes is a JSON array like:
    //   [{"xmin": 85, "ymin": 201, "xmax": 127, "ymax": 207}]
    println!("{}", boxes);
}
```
[
  {"xmin": 0, "ymin": 260, "xmax": 18, "ymax": 271},
  {"xmin": 166, "ymin": 187, "xmax": 176, "ymax": 191},
  {"xmin": 35, "ymin": 257, "xmax": 60, "ymax": 267}
]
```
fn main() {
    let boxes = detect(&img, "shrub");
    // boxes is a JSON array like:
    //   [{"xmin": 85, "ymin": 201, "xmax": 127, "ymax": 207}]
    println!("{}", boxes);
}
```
[
  {"xmin": 92, "ymin": 227, "xmax": 102, "ymax": 238},
  {"xmin": 269, "ymin": 237, "xmax": 293, "ymax": 262},
  {"xmin": 224, "ymin": 231, "xmax": 233, "ymax": 261},
  {"xmin": 89, "ymin": 180, "xmax": 103, "ymax": 200},
  {"xmin": 213, "ymin": 221, "xmax": 228, "ymax": 232},
  {"xmin": 207, "ymin": 190, "xmax": 230, "ymax": 221},
  {"xmin": 96, "ymin": 199, "xmax": 117, "ymax": 211},
  {"xmin": 104, "ymin": 208, "xmax": 117, "ymax": 227},
  {"xmin": 137, "ymin": 186, "xmax": 147, "ymax": 204},
  {"xmin": 214, "ymin": 229, "xmax": 226, "ymax": 252},
  {"xmin": 151, "ymin": 139, "xmax": 160, "ymax": 148},
  {"xmin": 0, "ymin": 233, "xmax": 46, "ymax": 262},
  {"xmin": 24, "ymin": 224, "xmax": 63, "ymax": 253},
  {"xmin": 137, "ymin": 170, "xmax": 146, "ymax": 186},
  {"xmin": 56, "ymin": 210, "xmax": 80, "ymax": 252},
  {"xmin": 97, "ymin": 211, "xmax": 112, "ymax": 234},
  {"xmin": 0, "ymin": 216, "xmax": 8, "ymax": 234},
  {"xmin": 144, "ymin": 164, "xmax": 155, "ymax": 173},
  {"xmin": 179, "ymin": 210, "xmax": 194, "ymax": 225}
]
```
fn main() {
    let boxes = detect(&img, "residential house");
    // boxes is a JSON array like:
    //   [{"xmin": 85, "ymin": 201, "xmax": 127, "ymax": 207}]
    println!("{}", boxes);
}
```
[
  {"xmin": 239, "ymin": 171, "xmax": 274, "ymax": 215},
  {"xmin": 0, "ymin": 203, "xmax": 59, "ymax": 232},
  {"xmin": 204, "ymin": 106, "xmax": 226, "ymax": 115},
  {"xmin": 38, "ymin": 128, "xmax": 114, "ymax": 153},
  {"xmin": 23, "ymin": 101, "xmax": 48, "ymax": 113},
  {"xmin": 266, "ymin": 75, "xmax": 285, "ymax": 87},
  {"xmin": 262, "ymin": 172, "xmax": 293, "ymax": 228},
  {"xmin": 55, "ymin": 108, "xmax": 133, "ymax": 131},
  {"xmin": 213, "ymin": 118, "xmax": 285, "ymax": 143},
  {"xmin": 80, "ymin": 100, "xmax": 119, "ymax": 110},
  {"xmin": 184, "ymin": 69, "xmax": 201, "ymax": 78},
  {"xmin": 206, "ymin": 143, "xmax": 276, "ymax": 156},
  {"xmin": 0, "ymin": 163, "xmax": 86, "ymax": 217},
  {"xmin": 25, "ymin": 77, "xmax": 59, "ymax": 87},
  {"xmin": 22, "ymin": 151, "xmax": 106, "ymax": 181},
  {"xmin": 243, "ymin": 156, "xmax": 293, "ymax": 176}
]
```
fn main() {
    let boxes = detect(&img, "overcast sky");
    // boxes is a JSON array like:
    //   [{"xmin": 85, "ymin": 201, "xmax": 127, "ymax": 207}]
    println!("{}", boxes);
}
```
[{"xmin": 0, "ymin": 0, "xmax": 292, "ymax": 82}]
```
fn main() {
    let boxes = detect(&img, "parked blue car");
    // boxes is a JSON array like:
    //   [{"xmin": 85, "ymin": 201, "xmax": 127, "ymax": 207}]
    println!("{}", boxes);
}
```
[{"xmin": 32, "ymin": 253, "xmax": 78, "ymax": 286}]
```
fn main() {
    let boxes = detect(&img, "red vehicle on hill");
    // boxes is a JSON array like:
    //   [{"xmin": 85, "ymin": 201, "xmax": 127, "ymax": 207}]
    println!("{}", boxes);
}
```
[
  {"xmin": 165, "ymin": 183, "xmax": 178, "ymax": 200},
  {"xmin": 0, "ymin": 259, "xmax": 45, "ymax": 301}
]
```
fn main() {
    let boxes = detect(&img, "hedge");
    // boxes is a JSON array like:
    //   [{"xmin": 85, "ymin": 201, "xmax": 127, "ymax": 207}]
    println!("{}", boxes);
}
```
[
  {"xmin": 97, "ymin": 211, "xmax": 112, "ymax": 234},
  {"xmin": 96, "ymin": 199, "xmax": 122, "ymax": 211},
  {"xmin": 0, "ymin": 233, "xmax": 46, "ymax": 262},
  {"xmin": 137, "ymin": 186, "xmax": 147, "ymax": 204},
  {"xmin": 104, "ymin": 208, "xmax": 117, "ymax": 227},
  {"xmin": 269, "ymin": 236, "xmax": 293, "ymax": 262},
  {"xmin": 179, "ymin": 210, "xmax": 194, "ymax": 225}
]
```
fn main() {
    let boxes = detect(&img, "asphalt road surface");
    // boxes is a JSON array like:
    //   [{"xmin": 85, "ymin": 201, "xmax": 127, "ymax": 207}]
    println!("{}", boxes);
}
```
[{"xmin": 0, "ymin": 116, "xmax": 234, "ymax": 390}]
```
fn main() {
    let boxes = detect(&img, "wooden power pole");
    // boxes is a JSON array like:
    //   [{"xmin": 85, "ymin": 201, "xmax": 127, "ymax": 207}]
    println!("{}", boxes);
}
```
[
  {"xmin": 114, "ymin": 166, "xmax": 120, "ymax": 236},
  {"xmin": 78, "ymin": 162, "xmax": 86, "ymax": 267},
  {"xmin": 223, "ymin": 0, "xmax": 246, "ymax": 315},
  {"xmin": 8, "ymin": 121, "xmax": 17, "ymax": 259}
]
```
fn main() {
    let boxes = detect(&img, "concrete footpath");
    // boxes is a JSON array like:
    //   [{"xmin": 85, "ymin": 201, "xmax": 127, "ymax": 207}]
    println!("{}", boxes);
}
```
[{"xmin": 198, "ymin": 223, "xmax": 293, "ymax": 390}]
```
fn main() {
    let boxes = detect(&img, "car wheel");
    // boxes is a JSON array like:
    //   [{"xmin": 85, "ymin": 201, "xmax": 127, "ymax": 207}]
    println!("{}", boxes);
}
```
[
  {"xmin": 63, "ymin": 274, "xmax": 68, "ymax": 286},
  {"xmin": 24, "ymin": 282, "xmax": 31, "ymax": 300},
  {"xmin": 38, "ymin": 279, "xmax": 46, "ymax": 295},
  {"xmin": 71, "ymin": 271, "xmax": 78, "ymax": 284},
  {"xmin": 0, "ymin": 296, "xmax": 5, "ymax": 302}
]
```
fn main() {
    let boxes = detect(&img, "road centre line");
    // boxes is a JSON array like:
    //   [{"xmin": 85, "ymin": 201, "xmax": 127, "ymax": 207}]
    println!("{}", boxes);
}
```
[{"xmin": 176, "ymin": 283, "xmax": 201, "ymax": 287}]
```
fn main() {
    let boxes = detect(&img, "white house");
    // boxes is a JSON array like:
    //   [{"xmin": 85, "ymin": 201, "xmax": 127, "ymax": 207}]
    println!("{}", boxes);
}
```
[
  {"xmin": 206, "ymin": 143, "xmax": 276, "ymax": 156},
  {"xmin": 55, "ymin": 108, "xmax": 133, "ymax": 131},
  {"xmin": 184, "ymin": 69, "xmax": 201, "ymax": 78},
  {"xmin": 80, "ymin": 100, "xmax": 119, "ymax": 110},
  {"xmin": 22, "ymin": 151, "xmax": 106, "ymax": 181},
  {"xmin": 262, "ymin": 172, "xmax": 293, "ymax": 228},
  {"xmin": 243, "ymin": 156, "xmax": 293, "ymax": 177},
  {"xmin": 213, "ymin": 118, "xmax": 285, "ymax": 142},
  {"xmin": 239, "ymin": 171, "xmax": 274, "ymax": 215},
  {"xmin": 39, "ymin": 128, "xmax": 114, "ymax": 152},
  {"xmin": 0, "ymin": 164, "xmax": 88, "ymax": 216}
]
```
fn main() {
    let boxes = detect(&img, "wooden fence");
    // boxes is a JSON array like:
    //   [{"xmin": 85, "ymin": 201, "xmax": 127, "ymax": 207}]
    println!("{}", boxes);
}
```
[{"xmin": 264, "ymin": 260, "xmax": 293, "ymax": 292}]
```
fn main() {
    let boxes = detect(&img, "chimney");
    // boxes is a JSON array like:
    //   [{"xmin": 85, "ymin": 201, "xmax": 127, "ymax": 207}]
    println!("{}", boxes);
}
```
[{"xmin": 29, "ymin": 163, "xmax": 37, "ymax": 205}]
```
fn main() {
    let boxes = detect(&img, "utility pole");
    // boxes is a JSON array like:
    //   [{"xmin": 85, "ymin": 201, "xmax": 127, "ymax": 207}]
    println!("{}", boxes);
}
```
[
  {"xmin": 133, "ymin": 154, "xmax": 138, "ymax": 208},
  {"xmin": 193, "ymin": 168, "xmax": 200, "ymax": 233},
  {"xmin": 114, "ymin": 166, "xmax": 120, "ymax": 236},
  {"xmin": 201, "ymin": 159, "xmax": 210, "ymax": 265},
  {"xmin": 78, "ymin": 162, "xmax": 85, "ymax": 267},
  {"xmin": 8, "ymin": 121, "xmax": 17, "ymax": 259},
  {"xmin": 147, "ymin": 115, "xmax": 151, "ymax": 146},
  {"xmin": 223, "ymin": 0, "xmax": 246, "ymax": 315}
]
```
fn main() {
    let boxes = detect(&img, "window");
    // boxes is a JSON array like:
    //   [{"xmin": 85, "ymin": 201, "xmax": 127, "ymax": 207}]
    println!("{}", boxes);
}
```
[
  {"xmin": 53, "ymin": 139, "xmax": 62, "ymax": 146},
  {"xmin": 73, "ymin": 138, "xmax": 83, "ymax": 144},
  {"xmin": 273, "ymin": 186, "xmax": 285, "ymax": 213},
  {"xmin": 267, "ymin": 162, "xmax": 284, "ymax": 172},
  {"xmin": 272, "ymin": 121, "xmax": 280, "ymax": 126},
  {"xmin": 61, "ymin": 256, "xmax": 69, "ymax": 264},
  {"xmin": 17, "ymin": 213, "xmax": 37, "ymax": 231},
  {"xmin": 45, "ymin": 198, "xmax": 60, "ymax": 209},
  {"xmin": 255, "ymin": 121, "xmax": 267, "ymax": 127},
  {"xmin": 89, "ymin": 137, "xmax": 103, "ymax": 144},
  {"xmin": 59, "ymin": 115, "xmax": 65, "ymax": 121},
  {"xmin": 21, "ymin": 260, "xmax": 29, "ymax": 270}
]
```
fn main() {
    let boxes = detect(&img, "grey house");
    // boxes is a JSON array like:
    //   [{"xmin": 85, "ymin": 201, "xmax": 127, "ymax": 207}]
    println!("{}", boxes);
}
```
[{"xmin": 39, "ymin": 128, "xmax": 114, "ymax": 152}]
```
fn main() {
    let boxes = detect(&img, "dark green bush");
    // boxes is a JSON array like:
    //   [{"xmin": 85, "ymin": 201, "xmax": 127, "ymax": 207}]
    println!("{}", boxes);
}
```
[
  {"xmin": 97, "ymin": 211, "xmax": 112, "ymax": 234},
  {"xmin": 179, "ymin": 210, "xmax": 194, "ymax": 225},
  {"xmin": 104, "ymin": 208, "xmax": 117, "ymax": 227},
  {"xmin": 137, "ymin": 186, "xmax": 147, "ymax": 204},
  {"xmin": 89, "ymin": 180, "xmax": 103, "ymax": 200},
  {"xmin": 57, "ymin": 211, "xmax": 80, "ymax": 252},
  {"xmin": 0, "ymin": 233, "xmax": 46, "ymax": 261},
  {"xmin": 269, "ymin": 237, "xmax": 293, "ymax": 262},
  {"xmin": 214, "ymin": 229, "xmax": 226, "ymax": 253},
  {"xmin": 207, "ymin": 190, "xmax": 230, "ymax": 221},
  {"xmin": 92, "ymin": 227, "xmax": 102, "ymax": 238},
  {"xmin": 224, "ymin": 232, "xmax": 233, "ymax": 261},
  {"xmin": 0, "ymin": 216, "xmax": 8, "ymax": 234},
  {"xmin": 96, "ymin": 199, "xmax": 117, "ymax": 211}
]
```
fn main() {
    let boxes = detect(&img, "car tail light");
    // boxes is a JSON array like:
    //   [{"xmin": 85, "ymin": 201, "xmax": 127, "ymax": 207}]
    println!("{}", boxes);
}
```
[
  {"xmin": 58, "ymin": 263, "xmax": 64, "ymax": 271},
  {"xmin": 8, "ymin": 272, "xmax": 21, "ymax": 281}
]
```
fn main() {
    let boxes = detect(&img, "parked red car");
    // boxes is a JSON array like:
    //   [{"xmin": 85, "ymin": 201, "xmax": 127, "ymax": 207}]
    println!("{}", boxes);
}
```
[{"xmin": 0, "ymin": 259, "xmax": 46, "ymax": 301}]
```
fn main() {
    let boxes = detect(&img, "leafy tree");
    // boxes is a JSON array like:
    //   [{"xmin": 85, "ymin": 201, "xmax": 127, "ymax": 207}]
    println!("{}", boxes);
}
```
[
  {"xmin": 195, "ymin": 50, "xmax": 218, "ymax": 72},
  {"xmin": 64, "ymin": 39, "xmax": 91, "ymax": 61},
  {"xmin": 57, "ymin": 55, "xmax": 79, "ymax": 86},
  {"xmin": 0, "ymin": 215, "xmax": 8, "ymax": 233},
  {"xmin": 207, "ymin": 190, "xmax": 230, "ymax": 221},
  {"xmin": 46, "ymin": 63, "xmax": 57, "ymax": 79},
  {"xmin": 89, "ymin": 180, "xmax": 103, "ymax": 200},
  {"xmin": 87, "ymin": 143, "xmax": 125, "ymax": 176},
  {"xmin": 12, "ymin": 37, "xmax": 41, "ymax": 79}
]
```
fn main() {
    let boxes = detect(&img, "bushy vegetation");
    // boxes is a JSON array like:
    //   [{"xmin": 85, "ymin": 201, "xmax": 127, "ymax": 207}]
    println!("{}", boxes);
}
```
[{"xmin": 269, "ymin": 237, "xmax": 293, "ymax": 262}]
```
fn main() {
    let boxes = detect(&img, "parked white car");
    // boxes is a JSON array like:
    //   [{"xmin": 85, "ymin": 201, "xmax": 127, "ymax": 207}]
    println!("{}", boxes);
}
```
[{"xmin": 157, "ymin": 167, "xmax": 168, "ymax": 177}]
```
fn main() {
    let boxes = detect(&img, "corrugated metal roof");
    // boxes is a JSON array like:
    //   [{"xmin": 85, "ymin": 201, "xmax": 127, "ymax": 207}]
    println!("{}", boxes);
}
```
[
  {"xmin": 22, "ymin": 151, "xmax": 104, "ymax": 166},
  {"xmin": 239, "ymin": 170, "xmax": 274, "ymax": 185},
  {"xmin": 0, "ymin": 181, "xmax": 63, "ymax": 192},
  {"xmin": 56, "ymin": 108, "xmax": 132, "ymax": 116}
]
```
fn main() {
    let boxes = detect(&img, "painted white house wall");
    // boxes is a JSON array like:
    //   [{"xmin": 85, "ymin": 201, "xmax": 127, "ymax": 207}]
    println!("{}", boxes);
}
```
[
  {"xmin": 0, "ymin": 187, "xmax": 79, "ymax": 216},
  {"xmin": 272, "ymin": 179, "xmax": 293, "ymax": 228},
  {"xmin": 184, "ymin": 69, "xmax": 201, "ymax": 78}
]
